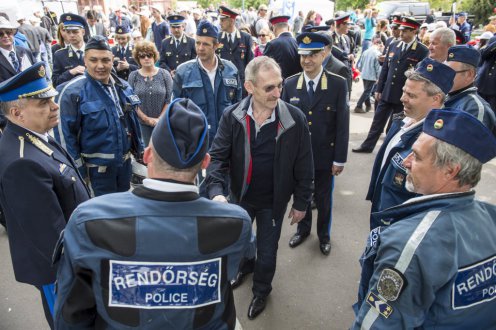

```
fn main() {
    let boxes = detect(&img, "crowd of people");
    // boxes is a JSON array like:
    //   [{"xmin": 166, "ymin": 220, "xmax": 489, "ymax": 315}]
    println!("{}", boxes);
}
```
[{"xmin": 0, "ymin": 3, "xmax": 496, "ymax": 329}]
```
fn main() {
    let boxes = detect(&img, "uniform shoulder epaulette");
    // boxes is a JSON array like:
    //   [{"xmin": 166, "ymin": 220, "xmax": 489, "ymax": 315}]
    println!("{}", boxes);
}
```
[
  {"xmin": 325, "ymin": 70, "xmax": 346, "ymax": 81},
  {"xmin": 285, "ymin": 72, "xmax": 301, "ymax": 81},
  {"xmin": 165, "ymin": 35, "xmax": 172, "ymax": 40},
  {"xmin": 54, "ymin": 46, "xmax": 67, "ymax": 54}
]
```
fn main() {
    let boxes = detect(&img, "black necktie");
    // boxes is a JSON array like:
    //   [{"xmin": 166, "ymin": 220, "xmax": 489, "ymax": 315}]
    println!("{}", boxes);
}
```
[
  {"xmin": 228, "ymin": 34, "xmax": 232, "ymax": 48},
  {"xmin": 77, "ymin": 50, "xmax": 84, "ymax": 65},
  {"xmin": 308, "ymin": 80, "xmax": 315, "ymax": 100},
  {"xmin": 9, "ymin": 51, "xmax": 20, "ymax": 73}
]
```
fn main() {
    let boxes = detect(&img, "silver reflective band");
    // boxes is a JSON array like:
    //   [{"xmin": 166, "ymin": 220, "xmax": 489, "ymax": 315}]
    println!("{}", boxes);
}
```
[
  {"xmin": 361, "ymin": 307, "xmax": 379, "ymax": 330},
  {"xmin": 81, "ymin": 152, "xmax": 115, "ymax": 159}
]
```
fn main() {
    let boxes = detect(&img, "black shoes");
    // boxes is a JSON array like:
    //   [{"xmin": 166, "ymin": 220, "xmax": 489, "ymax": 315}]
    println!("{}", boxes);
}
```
[
  {"xmin": 289, "ymin": 233, "xmax": 309, "ymax": 248},
  {"xmin": 230, "ymin": 271, "xmax": 249, "ymax": 289},
  {"xmin": 320, "ymin": 242, "xmax": 331, "ymax": 256},
  {"xmin": 352, "ymin": 146, "xmax": 373, "ymax": 153},
  {"xmin": 354, "ymin": 106, "xmax": 366, "ymax": 113},
  {"xmin": 248, "ymin": 296, "xmax": 266, "ymax": 320}
]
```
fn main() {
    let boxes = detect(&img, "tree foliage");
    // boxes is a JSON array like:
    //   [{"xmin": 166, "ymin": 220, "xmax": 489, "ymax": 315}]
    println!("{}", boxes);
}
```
[
  {"xmin": 461, "ymin": 0, "xmax": 494, "ymax": 26},
  {"xmin": 335, "ymin": 0, "xmax": 370, "ymax": 11},
  {"xmin": 228, "ymin": 0, "xmax": 268, "ymax": 10}
]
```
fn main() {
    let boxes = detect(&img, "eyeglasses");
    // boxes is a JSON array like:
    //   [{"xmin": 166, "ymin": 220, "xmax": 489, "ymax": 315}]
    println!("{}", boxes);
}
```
[
  {"xmin": 0, "ymin": 29, "xmax": 15, "ymax": 37},
  {"xmin": 258, "ymin": 34, "xmax": 267, "ymax": 37},
  {"xmin": 138, "ymin": 53, "xmax": 154, "ymax": 59},
  {"xmin": 262, "ymin": 83, "xmax": 283, "ymax": 93}
]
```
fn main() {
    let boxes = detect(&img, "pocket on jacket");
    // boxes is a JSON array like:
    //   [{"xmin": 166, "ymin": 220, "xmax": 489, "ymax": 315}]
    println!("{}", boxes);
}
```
[{"xmin": 80, "ymin": 102, "xmax": 109, "ymax": 131}]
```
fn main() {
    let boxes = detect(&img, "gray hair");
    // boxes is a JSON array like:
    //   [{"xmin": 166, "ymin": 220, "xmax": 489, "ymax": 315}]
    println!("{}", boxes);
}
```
[
  {"xmin": 0, "ymin": 99, "xmax": 25, "ymax": 116},
  {"xmin": 404, "ymin": 69, "xmax": 446, "ymax": 100},
  {"xmin": 430, "ymin": 27, "xmax": 456, "ymax": 47},
  {"xmin": 432, "ymin": 138, "xmax": 482, "ymax": 187},
  {"xmin": 150, "ymin": 142, "xmax": 202, "ymax": 181},
  {"xmin": 245, "ymin": 56, "xmax": 281, "ymax": 84}
]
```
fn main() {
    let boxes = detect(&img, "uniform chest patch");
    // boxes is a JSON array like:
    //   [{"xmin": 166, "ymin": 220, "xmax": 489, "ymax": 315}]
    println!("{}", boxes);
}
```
[
  {"xmin": 223, "ymin": 78, "xmax": 237, "ymax": 87},
  {"xmin": 452, "ymin": 255, "xmax": 496, "ymax": 310},
  {"xmin": 391, "ymin": 152, "xmax": 406, "ymax": 171},
  {"xmin": 109, "ymin": 258, "xmax": 222, "ymax": 309},
  {"xmin": 377, "ymin": 268, "xmax": 406, "ymax": 301}
]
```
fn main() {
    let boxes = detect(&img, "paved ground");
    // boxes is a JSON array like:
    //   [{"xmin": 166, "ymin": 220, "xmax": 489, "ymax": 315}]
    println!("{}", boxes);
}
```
[{"xmin": 1, "ymin": 81, "xmax": 495, "ymax": 329}]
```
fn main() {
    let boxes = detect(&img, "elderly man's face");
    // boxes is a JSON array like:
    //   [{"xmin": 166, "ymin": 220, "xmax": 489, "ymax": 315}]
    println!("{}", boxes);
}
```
[
  {"xmin": 428, "ymin": 34, "xmax": 450, "ymax": 62},
  {"xmin": 0, "ymin": 29, "xmax": 16, "ymax": 49},
  {"xmin": 245, "ymin": 67, "xmax": 283, "ymax": 111},
  {"xmin": 446, "ymin": 60, "xmax": 474, "ymax": 92},
  {"xmin": 403, "ymin": 133, "xmax": 447, "ymax": 194},
  {"xmin": 12, "ymin": 97, "xmax": 59, "ymax": 134},
  {"xmin": 84, "ymin": 49, "xmax": 113, "ymax": 83}
]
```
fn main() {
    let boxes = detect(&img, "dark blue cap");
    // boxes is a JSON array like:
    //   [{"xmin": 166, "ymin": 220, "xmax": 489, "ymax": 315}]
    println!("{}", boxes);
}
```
[
  {"xmin": 423, "ymin": 109, "xmax": 496, "ymax": 163},
  {"xmin": 297, "ymin": 32, "xmax": 330, "ymax": 55},
  {"xmin": 457, "ymin": 12, "xmax": 468, "ymax": 17},
  {"xmin": 115, "ymin": 25, "xmax": 130, "ymax": 34},
  {"xmin": 0, "ymin": 62, "xmax": 57, "ymax": 102},
  {"xmin": 447, "ymin": 45, "xmax": 480, "ymax": 67},
  {"xmin": 196, "ymin": 20, "xmax": 219, "ymax": 39},
  {"xmin": 414, "ymin": 58, "xmax": 456, "ymax": 94},
  {"xmin": 85, "ymin": 35, "xmax": 111, "ymax": 51},
  {"xmin": 167, "ymin": 15, "xmax": 185, "ymax": 25},
  {"xmin": 151, "ymin": 98, "xmax": 208, "ymax": 169},
  {"xmin": 302, "ymin": 25, "xmax": 330, "ymax": 33},
  {"xmin": 60, "ymin": 13, "xmax": 86, "ymax": 30}
]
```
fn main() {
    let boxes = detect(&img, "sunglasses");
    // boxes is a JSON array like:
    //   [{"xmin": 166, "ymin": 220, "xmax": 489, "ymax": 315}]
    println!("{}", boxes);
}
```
[
  {"xmin": 138, "ymin": 53, "xmax": 154, "ymax": 59},
  {"xmin": 0, "ymin": 29, "xmax": 15, "ymax": 37},
  {"xmin": 258, "ymin": 34, "xmax": 267, "ymax": 37}
]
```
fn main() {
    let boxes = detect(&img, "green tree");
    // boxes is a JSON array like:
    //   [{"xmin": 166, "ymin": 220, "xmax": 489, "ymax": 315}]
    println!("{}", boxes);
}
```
[
  {"xmin": 335, "ymin": 0, "xmax": 370, "ymax": 11},
  {"xmin": 228, "ymin": 0, "xmax": 268, "ymax": 10},
  {"xmin": 461, "ymin": 0, "xmax": 494, "ymax": 26}
]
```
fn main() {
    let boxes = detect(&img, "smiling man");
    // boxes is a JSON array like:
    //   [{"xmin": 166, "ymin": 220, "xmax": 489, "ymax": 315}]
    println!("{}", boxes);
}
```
[
  {"xmin": 54, "ymin": 36, "xmax": 143, "ymax": 197},
  {"xmin": 0, "ymin": 62, "xmax": 90, "ymax": 328}
]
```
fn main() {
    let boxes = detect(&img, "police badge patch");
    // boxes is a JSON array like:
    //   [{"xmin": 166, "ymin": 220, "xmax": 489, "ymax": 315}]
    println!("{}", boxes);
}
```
[
  {"xmin": 393, "ymin": 171, "xmax": 405, "ymax": 187},
  {"xmin": 377, "ymin": 268, "xmax": 406, "ymax": 301}
]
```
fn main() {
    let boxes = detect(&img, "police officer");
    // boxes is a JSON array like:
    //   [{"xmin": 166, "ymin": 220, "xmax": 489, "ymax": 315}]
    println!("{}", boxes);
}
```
[
  {"xmin": 445, "ymin": 45, "xmax": 496, "ymax": 132},
  {"xmin": 332, "ymin": 14, "xmax": 354, "ymax": 73},
  {"xmin": 217, "ymin": 6, "xmax": 253, "ymax": 88},
  {"xmin": 354, "ymin": 17, "xmax": 428, "ymax": 153},
  {"xmin": 52, "ymin": 13, "xmax": 87, "ymax": 87},
  {"xmin": 173, "ymin": 20, "xmax": 241, "ymax": 145},
  {"xmin": 111, "ymin": 25, "xmax": 138, "ymax": 81},
  {"xmin": 54, "ymin": 98, "xmax": 253, "ymax": 329},
  {"xmin": 476, "ymin": 35, "xmax": 496, "ymax": 112},
  {"xmin": 457, "ymin": 12, "xmax": 471, "ymax": 43},
  {"xmin": 54, "ymin": 36, "xmax": 144, "ymax": 197},
  {"xmin": 353, "ymin": 109, "xmax": 496, "ymax": 329},
  {"xmin": 282, "ymin": 32, "xmax": 349, "ymax": 255},
  {"xmin": 158, "ymin": 15, "xmax": 196, "ymax": 76},
  {"xmin": 378, "ymin": 15, "xmax": 401, "ymax": 64},
  {"xmin": 0, "ymin": 62, "xmax": 90, "ymax": 329},
  {"xmin": 264, "ymin": 15, "xmax": 302, "ymax": 79}
]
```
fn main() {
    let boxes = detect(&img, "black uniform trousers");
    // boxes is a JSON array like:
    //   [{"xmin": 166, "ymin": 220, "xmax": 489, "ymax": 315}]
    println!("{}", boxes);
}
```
[
  {"xmin": 360, "ymin": 99, "xmax": 403, "ymax": 150},
  {"xmin": 297, "ymin": 170, "xmax": 334, "ymax": 243}
]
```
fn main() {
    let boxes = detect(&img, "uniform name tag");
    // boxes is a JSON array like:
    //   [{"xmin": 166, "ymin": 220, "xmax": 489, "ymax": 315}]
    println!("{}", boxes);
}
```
[
  {"xmin": 127, "ymin": 94, "xmax": 141, "ymax": 105},
  {"xmin": 391, "ymin": 152, "xmax": 406, "ymax": 171},
  {"xmin": 223, "ymin": 78, "xmax": 237, "ymax": 87},
  {"xmin": 452, "ymin": 255, "xmax": 496, "ymax": 310},
  {"xmin": 109, "ymin": 258, "xmax": 222, "ymax": 309}
]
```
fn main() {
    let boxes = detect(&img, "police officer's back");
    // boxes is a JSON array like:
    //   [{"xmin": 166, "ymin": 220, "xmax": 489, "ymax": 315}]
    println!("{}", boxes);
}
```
[{"xmin": 54, "ymin": 98, "xmax": 253, "ymax": 329}]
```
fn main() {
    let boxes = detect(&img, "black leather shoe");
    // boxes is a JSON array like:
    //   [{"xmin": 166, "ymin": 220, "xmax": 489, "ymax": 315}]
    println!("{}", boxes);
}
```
[
  {"xmin": 230, "ymin": 271, "xmax": 248, "ymax": 289},
  {"xmin": 352, "ymin": 147, "xmax": 373, "ymax": 153},
  {"xmin": 320, "ymin": 242, "xmax": 331, "ymax": 256},
  {"xmin": 289, "ymin": 233, "xmax": 309, "ymax": 248},
  {"xmin": 248, "ymin": 296, "xmax": 266, "ymax": 320}
]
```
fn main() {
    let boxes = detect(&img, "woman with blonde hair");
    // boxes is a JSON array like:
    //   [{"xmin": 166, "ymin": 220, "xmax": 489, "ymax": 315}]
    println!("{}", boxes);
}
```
[
  {"xmin": 254, "ymin": 27, "xmax": 272, "ymax": 56},
  {"xmin": 51, "ymin": 23, "xmax": 69, "ymax": 55},
  {"xmin": 303, "ymin": 10, "xmax": 316, "ymax": 27},
  {"xmin": 128, "ymin": 41, "xmax": 173, "ymax": 145}
]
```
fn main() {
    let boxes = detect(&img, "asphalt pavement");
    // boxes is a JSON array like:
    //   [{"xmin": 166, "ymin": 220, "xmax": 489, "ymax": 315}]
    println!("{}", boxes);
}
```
[{"xmin": 1, "ymin": 80, "xmax": 495, "ymax": 330}]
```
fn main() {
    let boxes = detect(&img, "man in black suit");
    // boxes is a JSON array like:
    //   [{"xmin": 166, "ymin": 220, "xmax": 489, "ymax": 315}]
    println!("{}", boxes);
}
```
[
  {"xmin": 264, "ymin": 15, "xmax": 301, "ymax": 79},
  {"xmin": 217, "ymin": 6, "xmax": 253, "ymax": 89},
  {"xmin": 282, "ymin": 33, "xmax": 349, "ymax": 255},
  {"xmin": 52, "ymin": 13, "xmax": 87, "ymax": 87},
  {"xmin": 353, "ymin": 16, "xmax": 428, "ymax": 153},
  {"xmin": 111, "ymin": 25, "xmax": 138, "ymax": 80},
  {"xmin": 0, "ymin": 17, "xmax": 36, "ymax": 129},
  {"xmin": 0, "ymin": 62, "xmax": 90, "ymax": 329},
  {"xmin": 158, "ymin": 14, "xmax": 196, "ymax": 76}
]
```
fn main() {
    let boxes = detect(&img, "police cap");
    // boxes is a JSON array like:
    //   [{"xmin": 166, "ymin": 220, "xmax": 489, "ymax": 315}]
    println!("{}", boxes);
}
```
[
  {"xmin": 423, "ymin": 109, "xmax": 496, "ymax": 163},
  {"xmin": 0, "ymin": 62, "xmax": 57, "ymax": 102},
  {"xmin": 151, "ymin": 98, "xmax": 208, "ymax": 169},
  {"xmin": 60, "ymin": 13, "xmax": 86, "ymax": 30},
  {"xmin": 399, "ymin": 16, "xmax": 420, "ymax": 30},
  {"xmin": 196, "ymin": 20, "xmax": 219, "ymax": 39},
  {"xmin": 447, "ymin": 45, "xmax": 480, "ymax": 68},
  {"xmin": 115, "ymin": 25, "xmax": 130, "ymax": 35},
  {"xmin": 297, "ymin": 32, "xmax": 330, "ymax": 55},
  {"xmin": 414, "ymin": 58, "xmax": 456, "ymax": 95},
  {"xmin": 167, "ymin": 15, "xmax": 185, "ymax": 26},
  {"xmin": 218, "ymin": 6, "xmax": 239, "ymax": 19},
  {"xmin": 85, "ymin": 35, "xmax": 111, "ymax": 52}
]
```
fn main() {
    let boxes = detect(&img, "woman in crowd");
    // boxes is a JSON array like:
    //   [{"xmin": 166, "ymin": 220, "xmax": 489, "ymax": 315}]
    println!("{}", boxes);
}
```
[
  {"xmin": 254, "ymin": 27, "xmax": 272, "ymax": 57},
  {"xmin": 128, "ymin": 41, "xmax": 172, "ymax": 145},
  {"xmin": 51, "ymin": 23, "xmax": 69, "ymax": 55},
  {"xmin": 374, "ymin": 19, "xmax": 389, "ymax": 46},
  {"xmin": 303, "ymin": 10, "xmax": 316, "ymax": 27}
]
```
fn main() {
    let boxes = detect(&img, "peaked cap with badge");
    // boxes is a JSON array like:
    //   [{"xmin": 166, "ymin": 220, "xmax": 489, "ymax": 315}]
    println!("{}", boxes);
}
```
[
  {"xmin": 115, "ymin": 25, "xmax": 130, "ymax": 35},
  {"xmin": 0, "ymin": 62, "xmax": 57, "ymax": 101},
  {"xmin": 399, "ymin": 16, "xmax": 420, "ymax": 30},
  {"xmin": 60, "ymin": 13, "xmax": 86, "ymax": 30},
  {"xmin": 218, "ymin": 6, "xmax": 239, "ymax": 19},
  {"xmin": 334, "ymin": 13, "xmax": 350, "ymax": 25},
  {"xmin": 302, "ymin": 25, "xmax": 331, "ymax": 33},
  {"xmin": 269, "ymin": 15, "xmax": 290, "ymax": 25},
  {"xmin": 167, "ymin": 14, "xmax": 185, "ymax": 26},
  {"xmin": 296, "ymin": 32, "xmax": 330, "ymax": 55}
]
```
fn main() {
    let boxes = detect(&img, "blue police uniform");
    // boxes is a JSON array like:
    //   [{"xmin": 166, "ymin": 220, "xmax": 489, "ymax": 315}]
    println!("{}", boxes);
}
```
[
  {"xmin": 158, "ymin": 34, "xmax": 196, "ymax": 72},
  {"xmin": 0, "ymin": 62, "xmax": 90, "ymax": 328},
  {"xmin": 475, "ymin": 36, "xmax": 496, "ymax": 112},
  {"xmin": 459, "ymin": 21, "xmax": 471, "ymax": 44},
  {"xmin": 281, "ymin": 33, "xmax": 349, "ymax": 247},
  {"xmin": 217, "ymin": 30, "xmax": 253, "ymax": 85},
  {"xmin": 54, "ymin": 98, "xmax": 253, "ymax": 329},
  {"xmin": 52, "ymin": 14, "xmax": 87, "ymax": 87},
  {"xmin": 152, "ymin": 20, "xmax": 170, "ymax": 52},
  {"xmin": 353, "ymin": 192, "xmax": 496, "ymax": 329},
  {"xmin": 111, "ymin": 43, "xmax": 138, "ymax": 80},
  {"xmin": 357, "ymin": 33, "xmax": 428, "ymax": 151},
  {"xmin": 173, "ymin": 58, "xmax": 241, "ymax": 144},
  {"xmin": 264, "ymin": 31, "xmax": 301, "ymax": 79}
]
